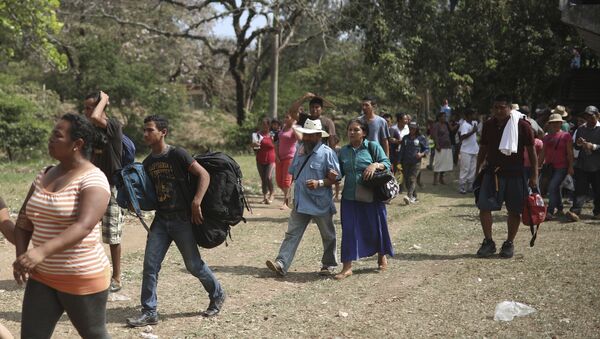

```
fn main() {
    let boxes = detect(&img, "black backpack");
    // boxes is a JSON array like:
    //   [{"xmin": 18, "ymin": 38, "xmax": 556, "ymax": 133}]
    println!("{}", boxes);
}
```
[{"xmin": 187, "ymin": 152, "xmax": 251, "ymax": 248}]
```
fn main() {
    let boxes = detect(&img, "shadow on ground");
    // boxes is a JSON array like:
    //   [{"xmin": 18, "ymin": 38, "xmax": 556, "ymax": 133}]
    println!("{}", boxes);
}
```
[{"xmin": 0, "ymin": 279, "xmax": 22, "ymax": 292}]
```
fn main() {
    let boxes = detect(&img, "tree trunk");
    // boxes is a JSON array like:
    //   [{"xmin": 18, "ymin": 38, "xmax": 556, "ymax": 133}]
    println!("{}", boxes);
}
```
[
  {"xmin": 232, "ymin": 69, "xmax": 246, "ymax": 126},
  {"xmin": 268, "ymin": 31, "xmax": 279, "ymax": 119},
  {"xmin": 6, "ymin": 147, "xmax": 13, "ymax": 162}
]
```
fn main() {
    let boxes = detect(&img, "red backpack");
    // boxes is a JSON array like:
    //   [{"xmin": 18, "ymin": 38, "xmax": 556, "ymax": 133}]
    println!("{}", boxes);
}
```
[{"xmin": 522, "ymin": 192, "xmax": 547, "ymax": 247}]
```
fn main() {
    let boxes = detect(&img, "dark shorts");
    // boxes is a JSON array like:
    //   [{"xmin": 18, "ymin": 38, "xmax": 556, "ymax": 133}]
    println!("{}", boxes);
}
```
[{"xmin": 475, "ymin": 171, "xmax": 528, "ymax": 213}]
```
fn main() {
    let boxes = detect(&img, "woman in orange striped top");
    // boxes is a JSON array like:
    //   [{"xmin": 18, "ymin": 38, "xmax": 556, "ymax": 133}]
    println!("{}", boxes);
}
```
[{"xmin": 13, "ymin": 113, "xmax": 111, "ymax": 339}]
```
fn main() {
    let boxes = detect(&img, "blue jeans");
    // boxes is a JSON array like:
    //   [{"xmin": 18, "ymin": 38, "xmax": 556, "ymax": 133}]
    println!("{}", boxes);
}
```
[
  {"xmin": 276, "ymin": 209, "xmax": 337, "ymax": 273},
  {"xmin": 547, "ymin": 168, "xmax": 567, "ymax": 215},
  {"xmin": 141, "ymin": 212, "xmax": 223, "ymax": 316}
]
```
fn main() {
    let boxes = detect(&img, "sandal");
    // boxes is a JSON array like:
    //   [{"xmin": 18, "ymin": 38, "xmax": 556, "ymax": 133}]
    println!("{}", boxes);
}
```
[
  {"xmin": 334, "ymin": 271, "xmax": 353, "ymax": 280},
  {"xmin": 377, "ymin": 255, "xmax": 388, "ymax": 271}
]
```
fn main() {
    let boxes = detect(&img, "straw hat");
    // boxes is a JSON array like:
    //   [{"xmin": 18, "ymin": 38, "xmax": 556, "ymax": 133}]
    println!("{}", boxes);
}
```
[
  {"xmin": 551, "ymin": 105, "xmax": 568, "ymax": 117},
  {"xmin": 293, "ymin": 119, "xmax": 329, "ymax": 137},
  {"xmin": 547, "ymin": 113, "xmax": 564, "ymax": 123}
]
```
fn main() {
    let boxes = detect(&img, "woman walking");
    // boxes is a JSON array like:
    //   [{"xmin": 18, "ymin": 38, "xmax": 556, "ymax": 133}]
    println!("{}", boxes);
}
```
[
  {"xmin": 13, "ymin": 113, "xmax": 111, "ymax": 338},
  {"xmin": 335, "ymin": 119, "xmax": 394, "ymax": 280},
  {"xmin": 541, "ymin": 113, "xmax": 574, "ymax": 220},
  {"xmin": 275, "ymin": 113, "xmax": 298, "ymax": 209},
  {"xmin": 252, "ymin": 117, "xmax": 276, "ymax": 204},
  {"xmin": 431, "ymin": 112, "xmax": 455, "ymax": 185}
]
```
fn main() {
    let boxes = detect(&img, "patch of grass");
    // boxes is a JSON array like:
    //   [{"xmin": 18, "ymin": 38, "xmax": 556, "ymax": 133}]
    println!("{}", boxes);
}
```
[
  {"xmin": 0, "ymin": 157, "xmax": 52, "ymax": 212},
  {"xmin": 235, "ymin": 155, "xmax": 263, "ymax": 195}
]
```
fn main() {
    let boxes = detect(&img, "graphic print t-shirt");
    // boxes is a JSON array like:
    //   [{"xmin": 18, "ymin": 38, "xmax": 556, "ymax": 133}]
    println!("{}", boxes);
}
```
[{"xmin": 143, "ymin": 146, "xmax": 195, "ymax": 212}]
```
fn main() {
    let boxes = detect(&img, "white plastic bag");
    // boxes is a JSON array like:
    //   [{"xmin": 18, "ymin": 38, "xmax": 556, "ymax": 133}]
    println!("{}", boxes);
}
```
[
  {"xmin": 561, "ymin": 174, "xmax": 574, "ymax": 191},
  {"xmin": 494, "ymin": 301, "xmax": 536, "ymax": 321}
]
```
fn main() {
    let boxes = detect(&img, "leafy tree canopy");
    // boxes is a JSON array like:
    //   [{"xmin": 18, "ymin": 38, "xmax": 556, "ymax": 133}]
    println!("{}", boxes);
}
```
[{"xmin": 0, "ymin": 0, "xmax": 66, "ymax": 69}]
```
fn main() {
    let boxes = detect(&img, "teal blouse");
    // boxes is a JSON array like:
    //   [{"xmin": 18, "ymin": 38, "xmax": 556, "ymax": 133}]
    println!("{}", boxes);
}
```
[{"xmin": 338, "ymin": 140, "xmax": 391, "ymax": 201}]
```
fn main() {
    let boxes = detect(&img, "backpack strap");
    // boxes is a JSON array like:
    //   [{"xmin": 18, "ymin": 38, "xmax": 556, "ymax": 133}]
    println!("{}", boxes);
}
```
[
  {"xmin": 366, "ymin": 140, "xmax": 378, "ymax": 163},
  {"xmin": 169, "ymin": 147, "xmax": 195, "ymax": 214},
  {"xmin": 528, "ymin": 187, "xmax": 542, "ymax": 247},
  {"xmin": 293, "ymin": 149, "xmax": 314, "ymax": 181}
]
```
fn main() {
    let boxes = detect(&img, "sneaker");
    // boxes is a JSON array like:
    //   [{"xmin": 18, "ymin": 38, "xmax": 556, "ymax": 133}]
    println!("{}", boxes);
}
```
[
  {"xmin": 202, "ymin": 293, "xmax": 226, "ymax": 318},
  {"xmin": 403, "ymin": 195, "xmax": 411, "ymax": 205},
  {"xmin": 126, "ymin": 312, "xmax": 158, "ymax": 327},
  {"xmin": 266, "ymin": 259, "xmax": 285, "ymax": 276},
  {"xmin": 565, "ymin": 210, "xmax": 580, "ymax": 222},
  {"xmin": 499, "ymin": 240, "xmax": 514, "ymax": 259},
  {"xmin": 109, "ymin": 278, "xmax": 122, "ymax": 293},
  {"xmin": 476, "ymin": 238, "xmax": 496, "ymax": 258},
  {"xmin": 319, "ymin": 266, "xmax": 335, "ymax": 276},
  {"xmin": 544, "ymin": 213, "xmax": 554, "ymax": 221},
  {"xmin": 409, "ymin": 197, "xmax": 418, "ymax": 204},
  {"xmin": 459, "ymin": 189, "xmax": 467, "ymax": 194}
]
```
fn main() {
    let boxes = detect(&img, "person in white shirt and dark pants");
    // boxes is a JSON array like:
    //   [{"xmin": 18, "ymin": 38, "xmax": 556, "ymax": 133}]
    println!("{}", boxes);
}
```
[{"xmin": 458, "ymin": 109, "xmax": 479, "ymax": 194}]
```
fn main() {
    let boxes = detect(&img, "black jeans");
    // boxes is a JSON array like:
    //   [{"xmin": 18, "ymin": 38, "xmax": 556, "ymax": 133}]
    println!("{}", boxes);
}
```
[
  {"xmin": 570, "ymin": 168, "xmax": 600, "ymax": 215},
  {"xmin": 402, "ymin": 162, "xmax": 420, "ymax": 199},
  {"xmin": 21, "ymin": 279, "xmax": 110, "ymax": 339}
]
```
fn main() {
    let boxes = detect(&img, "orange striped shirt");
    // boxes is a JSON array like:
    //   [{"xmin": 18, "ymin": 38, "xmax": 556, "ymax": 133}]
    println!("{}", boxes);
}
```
[{"xmin": 25, "ymin": 167, "xmax": 111, "ymax": 295}]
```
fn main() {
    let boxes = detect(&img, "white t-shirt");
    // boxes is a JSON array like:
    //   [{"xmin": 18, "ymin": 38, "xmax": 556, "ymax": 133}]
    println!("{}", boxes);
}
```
[
  {"xmin": 399, "ymin": 124, "xmax": 409, "ymax": 140},
  {"xmin": 458, "ymin": 120, "xmax": 479, "ymax": 154}
]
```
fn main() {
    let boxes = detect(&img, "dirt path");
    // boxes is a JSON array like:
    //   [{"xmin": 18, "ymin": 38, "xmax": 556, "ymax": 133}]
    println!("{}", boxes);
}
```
[{"xmin": 1, "ymin": 169, "xmax": 599, "ymax": 338}]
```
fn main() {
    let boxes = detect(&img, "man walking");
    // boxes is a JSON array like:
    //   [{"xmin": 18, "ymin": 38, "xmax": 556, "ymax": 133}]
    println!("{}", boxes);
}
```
[
  {"xmin": 475, "ymin": 95, "xmax": 537, "ymax": 259},
  {"xmin": 360, "ymin": 96, "xmax": 390, "ymax": 156},
  {"xmin": 266, "ymin": 119, "xmax": 340, "ymax": 276},
  {"xmin": 83, "ymin": 91, "xmax": 125, "ymax": 292},
  {"xmin": 458, "ymin": 109, "xmax": 479, "ymax": 194},
  {"xmin": 566, "ymin": 106, "xmax": 600, "ymax": 221},
  {"xmin": 126, "ymin": 115, "xmax": 225, "ymax": 327}
]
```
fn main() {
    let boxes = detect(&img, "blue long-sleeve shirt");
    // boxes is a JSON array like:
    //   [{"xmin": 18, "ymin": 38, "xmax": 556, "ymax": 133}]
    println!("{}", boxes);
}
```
[
  {"xmin": 338, "ymin": 140, "xmax": 391, "ymax": 201},
  {"xmin": 398, "ymin": 134, "xmax": 429, "ymax": 165},
  {"xmin": 289, "ymin": 141, "xmax": 341, "ymax": 216}
]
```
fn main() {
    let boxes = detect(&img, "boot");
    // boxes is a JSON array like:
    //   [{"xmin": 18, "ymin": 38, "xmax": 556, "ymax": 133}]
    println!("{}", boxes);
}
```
[{"xmin": 433, "ymin": 173, "xmax": 439, "ymax": 185}]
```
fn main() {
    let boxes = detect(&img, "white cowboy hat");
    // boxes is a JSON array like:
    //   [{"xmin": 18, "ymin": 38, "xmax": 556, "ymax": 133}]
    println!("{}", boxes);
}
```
[
  {"xmin": 547, "ymin": 113, "xmax": 564, "ymax": 123},
  {"xmin": 293, "ymin": 119, "xmax": 329, "ymax": 137}
]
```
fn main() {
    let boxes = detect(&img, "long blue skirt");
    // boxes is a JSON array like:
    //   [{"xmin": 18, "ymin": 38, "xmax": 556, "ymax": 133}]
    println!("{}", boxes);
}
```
[{"xmin": 340, "ymin": 199, "xmax": 394, "ymax": 262}]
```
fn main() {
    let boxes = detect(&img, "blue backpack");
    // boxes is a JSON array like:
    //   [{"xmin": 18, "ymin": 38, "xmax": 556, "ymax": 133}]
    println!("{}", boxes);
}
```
[
  {"xmin": 121, "ymin": 134, "xmax": 136, "ymax": 167},
  {"xmin": 115, "ymin": 162, "xmax": 157, "ymax": 231}
]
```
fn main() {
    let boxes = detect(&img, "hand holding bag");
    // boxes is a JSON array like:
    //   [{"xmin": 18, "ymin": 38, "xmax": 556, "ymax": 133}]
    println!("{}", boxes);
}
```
[{"xmin": 361, "ymin": 142, "xmax": 400, "ymax": 202}]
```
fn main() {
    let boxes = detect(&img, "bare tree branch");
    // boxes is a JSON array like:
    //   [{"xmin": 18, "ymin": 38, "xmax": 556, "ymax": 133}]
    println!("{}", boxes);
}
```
[{"xmin": 98, "ymin": 9, "xmax": 231, "ymax": 56}]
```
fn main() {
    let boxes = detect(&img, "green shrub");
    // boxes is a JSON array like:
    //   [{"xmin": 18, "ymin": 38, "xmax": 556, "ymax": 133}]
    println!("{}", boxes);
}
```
[{"xmin": 0, "ymin": 92, "xmax": 52, "ymax": 160}]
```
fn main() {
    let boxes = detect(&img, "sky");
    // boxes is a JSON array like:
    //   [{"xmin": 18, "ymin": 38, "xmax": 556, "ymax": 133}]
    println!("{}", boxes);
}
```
[{"xmin": 209, "ymin": 3, "xmax": 268, "ymax": 38}]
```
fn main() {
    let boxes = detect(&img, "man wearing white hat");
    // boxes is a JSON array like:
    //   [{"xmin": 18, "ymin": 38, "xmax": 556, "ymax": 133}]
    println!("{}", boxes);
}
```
[{"xmin": 266, "ymin": 119, "xmax": 341, "ymax": 276}]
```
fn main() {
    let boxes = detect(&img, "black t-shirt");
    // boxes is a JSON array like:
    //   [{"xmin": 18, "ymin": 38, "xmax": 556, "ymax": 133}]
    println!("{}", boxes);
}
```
[
  {"xmin": 143, "ymin": 146, "xmax": 195, "ymax": 212},
  {"xmin": 92, "ymin": 118, "xmax": 123, "ymax": 185}
]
